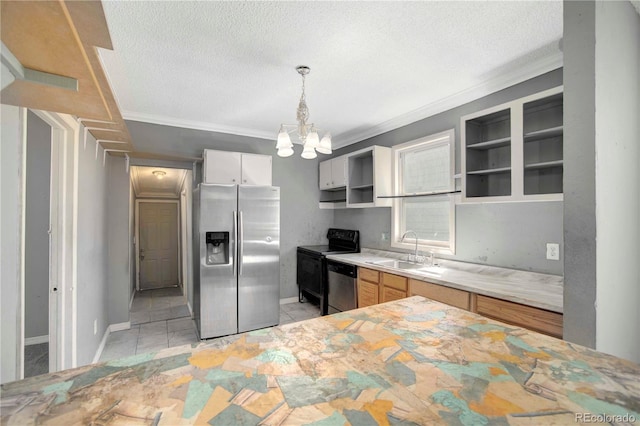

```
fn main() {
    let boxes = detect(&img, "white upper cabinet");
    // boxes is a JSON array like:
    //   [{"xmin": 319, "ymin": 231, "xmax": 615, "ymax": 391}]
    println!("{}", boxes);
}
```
[
  {"xmin": 241, "ymin": 153, "xmax": 272, "ymax": 185},
  {"xmin": 331, "ymin": 155, "xmax": 347, "ymax": 188},
  {"xmin": 346, "ymin": 146, "xmax": 392, "ymax": 208},
  {"xmin": 318, "ymin": 155, "xmax": 347, "ymax": 190},
  {"xmin": 461, "ymin": 86, "xmax": 563, "ymax": 202},
  {"xmin": 203, "ymin": 150, "xmax": 272, "ymax": 185}
]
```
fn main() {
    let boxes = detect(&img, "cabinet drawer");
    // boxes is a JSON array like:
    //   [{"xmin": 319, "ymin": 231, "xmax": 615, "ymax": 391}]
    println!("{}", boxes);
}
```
[
  {"xmin": 381, "ymin": 273, "xmax": 407, "ymax": 291},
  {"xmin": 382, "ymin": 286, "xmax": 406, "ymax": 303},
  {"xmin": 476, "ymin": 295, "xmax": 563, "ymax": 338},
  {"xmin": 357, "ymin": 279, "xmax": 378, "ymax": 308},
  {"xmin": 409, "ymin": 279, "xmax": 470, "ymax": 310},
  {"xmin": 359, "ymin": 267, "xmax": 380, "ymax": 283}
]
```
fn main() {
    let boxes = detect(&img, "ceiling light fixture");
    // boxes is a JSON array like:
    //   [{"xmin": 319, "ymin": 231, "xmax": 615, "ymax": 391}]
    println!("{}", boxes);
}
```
[
  {"xmin": 276, "ymin": 66, "xmax": 332, "ymax": 159},
  {"xmin": 153, "ymin": 170, "xmax": 166, "ymax": 180}
]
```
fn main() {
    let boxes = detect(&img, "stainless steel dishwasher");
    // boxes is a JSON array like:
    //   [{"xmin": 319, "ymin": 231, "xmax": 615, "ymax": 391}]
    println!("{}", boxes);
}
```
[{"xmin": 326, "ymin": 260, "xmax": 358, "ymax": 314}]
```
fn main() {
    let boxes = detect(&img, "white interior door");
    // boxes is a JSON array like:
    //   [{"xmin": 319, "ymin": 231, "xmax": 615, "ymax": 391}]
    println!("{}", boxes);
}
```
[{"xmin": 139, "ymin": 202, "xmax": 179, "ymax": 290}]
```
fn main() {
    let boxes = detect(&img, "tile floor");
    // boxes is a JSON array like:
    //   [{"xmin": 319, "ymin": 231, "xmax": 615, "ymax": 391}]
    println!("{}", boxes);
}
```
[
  {"xmin": 99, "ymin": 289, "xmax": 321, "ymax": 362},
  {"xmin": 24, "ymin": 343, "xmax": 49, "ymax": 378}
]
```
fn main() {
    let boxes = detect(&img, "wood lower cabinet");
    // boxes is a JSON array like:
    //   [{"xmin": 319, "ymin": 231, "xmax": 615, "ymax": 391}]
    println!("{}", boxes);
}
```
[
  {"xmin": 409, "ymin": 279, "xmax": 471, "ymax": 310},
  {"xmin": 357, "ymin": 268, "xmax": 379, "ymax": 308},
  {"xmin": 359, "ymin": 266, "xmax": 563, "ymax": 339},
  {"xmin": 380, "ymin": 272, "xmax": 407, "ymax": 303},
  {"xmin": 358, "ymin": 280, "xmax": 379, "ymax": 308},
  {"xmin": 357, "ymin": 268, "xmax": 408, "ymax": 307},
  {"xmin": 475, "ymin": 295, "xmax": 563, "ymax": 338}
]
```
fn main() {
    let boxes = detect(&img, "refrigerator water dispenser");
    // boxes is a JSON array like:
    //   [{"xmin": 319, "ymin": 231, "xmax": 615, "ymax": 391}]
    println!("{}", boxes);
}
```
[{"xmin": 206, "ymin": 232, "xmax": 229, "ymax": 265}]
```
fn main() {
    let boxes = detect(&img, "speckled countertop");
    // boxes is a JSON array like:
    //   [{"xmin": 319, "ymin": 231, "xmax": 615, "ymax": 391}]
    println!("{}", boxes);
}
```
[{"xmin": 326, "ymin": 248, "xmax": 563, "ymax": 313}]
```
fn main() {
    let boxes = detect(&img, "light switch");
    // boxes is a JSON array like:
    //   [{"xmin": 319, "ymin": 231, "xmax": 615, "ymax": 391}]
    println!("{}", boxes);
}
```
[{"xmin": 546, "ymin": 243, "xmax": 560, "ymax": 260}]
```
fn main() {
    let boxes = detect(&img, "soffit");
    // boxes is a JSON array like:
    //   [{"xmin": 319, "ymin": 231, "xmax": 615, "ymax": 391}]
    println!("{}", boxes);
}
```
[{"xmin": 0, "ymin": 0, "xmax": 132, "ymax": 152}]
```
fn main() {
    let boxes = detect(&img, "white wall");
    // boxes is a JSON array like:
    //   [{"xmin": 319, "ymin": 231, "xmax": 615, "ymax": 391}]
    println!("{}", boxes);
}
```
[
  {"xmin": 74, "ymin": 135, "xmax": 110, "ymax": 366},
  {"xmin": 1, "ymin": 104, "xmax": 23, "ymax": 383},
  {"xmin": 24, "ymin": 111, "xmax": 51, "ymax": 339},
  {"xmin": 180, "ymin": 172, "xmax": 194, "ymax": 310},
  {"xmin": 594, "ymin": 1, "xmax": 640, "ymax": 362}
]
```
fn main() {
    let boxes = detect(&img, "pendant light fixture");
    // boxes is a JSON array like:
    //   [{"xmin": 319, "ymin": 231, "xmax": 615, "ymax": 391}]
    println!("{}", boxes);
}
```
[{"xmin": 276, "ymin": 66, "xmax": 332, "ymax": 159}]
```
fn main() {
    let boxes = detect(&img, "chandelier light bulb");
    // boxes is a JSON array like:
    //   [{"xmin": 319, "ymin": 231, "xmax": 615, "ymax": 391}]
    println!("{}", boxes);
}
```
[
  {"xmin": 276, "ymin": 128, "xmax": 293, "ymax": 150},
  {"xmin": 277, "ymin": 146, "xmax": 294, "ymax": 157},
  {"xmin": 316, "ymin": 132, "xmax": 332, "ymax": 155},
  {"xmin": 305, "ymin": 129, "xmax": 320, "ymax": 148},
  {"xmin": 301, "ymin": 144, "xmax": 317, "ymax": 159}
]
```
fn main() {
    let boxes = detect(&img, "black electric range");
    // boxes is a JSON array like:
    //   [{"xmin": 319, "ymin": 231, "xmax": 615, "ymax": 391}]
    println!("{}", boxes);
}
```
[{"xmin": 296, "ymin": 229, "xmax": 359, "ymax": 315}]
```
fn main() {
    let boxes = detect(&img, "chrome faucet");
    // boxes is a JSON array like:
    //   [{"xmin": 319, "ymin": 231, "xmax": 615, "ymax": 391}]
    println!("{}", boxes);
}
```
[{"xmin": 401, "ymin": 230, "xmax": 419, "ymax": 263}]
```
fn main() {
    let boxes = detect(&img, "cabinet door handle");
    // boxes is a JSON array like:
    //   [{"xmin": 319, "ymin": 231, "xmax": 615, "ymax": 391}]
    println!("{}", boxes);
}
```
[{"xmin": 232, "ymin": 179, "xmax": 236, "ymax": 182}]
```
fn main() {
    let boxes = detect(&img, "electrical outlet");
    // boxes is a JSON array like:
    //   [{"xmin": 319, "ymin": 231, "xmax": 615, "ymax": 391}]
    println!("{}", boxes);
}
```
[
  {"xmin": 546, "ymin": 243, "xmax": 560, "ymax": 260},
  {"xmin": 381, "ymin": 232, "xmax": 389, "ymax": 241},
  {"xmin": 94, "ymin": 319, "xmax": 98, "ymax": 335}
]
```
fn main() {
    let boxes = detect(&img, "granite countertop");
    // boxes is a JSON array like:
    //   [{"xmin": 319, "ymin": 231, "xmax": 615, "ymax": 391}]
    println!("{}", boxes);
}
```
[
  {"xmin": 326, "ymin": 248, "xmax": 563, "ymax": 313},
  {"xmin": 2, "ymin": 297, "xmax": 638, "ymax": 424}
]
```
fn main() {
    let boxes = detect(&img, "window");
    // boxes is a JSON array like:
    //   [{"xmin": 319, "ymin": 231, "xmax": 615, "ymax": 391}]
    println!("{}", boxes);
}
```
[{"xmin": 391, "ymin": 129, "xmax": 455, "ymax": 254}]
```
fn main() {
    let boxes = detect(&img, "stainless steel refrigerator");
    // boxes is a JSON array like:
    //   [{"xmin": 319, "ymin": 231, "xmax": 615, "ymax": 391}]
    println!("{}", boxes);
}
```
[{"xmin": 193, "ymin": 184, "xmax": 280, "ymax": 339}]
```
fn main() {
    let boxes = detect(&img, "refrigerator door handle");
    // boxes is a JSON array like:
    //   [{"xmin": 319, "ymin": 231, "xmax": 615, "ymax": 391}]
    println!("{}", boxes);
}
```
[
  {"xmin": 239, "ymin": 210, "xmax": 244, "ymax": 276},
  {"xmin": 233, "ymin": 211, "xmax": 238, "ymax": 277}
]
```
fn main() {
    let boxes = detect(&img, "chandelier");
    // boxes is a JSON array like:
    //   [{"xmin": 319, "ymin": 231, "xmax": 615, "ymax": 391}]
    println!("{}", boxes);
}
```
[{"xmin": 276, "ymin": 66, "xmax": 332, "ymax": 159}]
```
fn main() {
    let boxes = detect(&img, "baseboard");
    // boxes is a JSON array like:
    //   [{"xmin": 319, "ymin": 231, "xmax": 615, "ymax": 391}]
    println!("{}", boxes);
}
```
[
  {"xmin": 92, "ymin": 322, "xmax": 132, "ymax": 364},
  {"xmin": 93, "ymin": 327, "xmax": 111, "ymax": 364},
  {"xmin": 279, "ymin": 297, "xmax": 298, "ymax": 305},
  {"xmin": 129, "ymin": 290, "xmax": 135, "ymax": 310},
  {"xmin": 187, "ymin": 301, "xmax": 193, "ymax": 317},
  {"xmin": 110, "ymin": 322, "xmax": 131, "ymax": 333},
  {"xmin": 25, "ymin": 335, "xmax": 48, "ymax": 346}
]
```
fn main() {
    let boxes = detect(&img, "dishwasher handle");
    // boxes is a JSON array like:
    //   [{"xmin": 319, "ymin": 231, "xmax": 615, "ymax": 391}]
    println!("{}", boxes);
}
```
[{"xmin": 326, "ymin": 260, "xmax": 357, "ymax": 278}]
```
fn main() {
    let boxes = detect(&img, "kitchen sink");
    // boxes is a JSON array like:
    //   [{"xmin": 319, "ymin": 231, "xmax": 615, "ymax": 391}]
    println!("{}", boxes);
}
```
[
  {"xmin": 368, "ymin": 259, "xmax": 424, "ymax": 269},
  {"xmin": 366, "ymin": 259, "xmax": 444, "ymax": 276}
]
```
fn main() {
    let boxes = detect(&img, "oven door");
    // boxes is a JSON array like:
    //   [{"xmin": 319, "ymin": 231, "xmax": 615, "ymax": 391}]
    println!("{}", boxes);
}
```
[{"xmin": 296, "ymin": 249, "xmax": 324, "ymax": 300}]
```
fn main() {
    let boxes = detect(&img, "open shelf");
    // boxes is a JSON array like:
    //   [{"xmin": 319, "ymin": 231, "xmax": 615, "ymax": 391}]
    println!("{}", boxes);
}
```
[
  {"xmin": 462, "ymin": 86, "xmax": 563, "ymax": 201},
  {"xmin": 466, "ymin": 136, "xmax": 511, "ymax": 150},
  {"xmin": 524, "ymin": 126, "xmax": 563, "ymax": 141},
  {"xmin": 349, "ymin": 183, "xmax": 374, "ymax": 190},
  {"xmin": 523, "ymin": 91, "xmax": 563, "ymax": 196},
  {"xmin": 467, "ymin": 167, "xmax": 512, "ymax": 175},
  {"xmin": 524, "ymin": 160, "xmax": 563, "ymax": 170}
]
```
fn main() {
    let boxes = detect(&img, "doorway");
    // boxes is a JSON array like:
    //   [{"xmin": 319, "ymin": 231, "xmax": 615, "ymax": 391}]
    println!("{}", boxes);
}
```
[
  {"xmin": 138, "ymin": 201, "xmax": 179, "ymax": 291},
  {"xmin": 130, "ymin": 166, "xmax": 193, "ymax": 327},
  {"xmin": 23, "ymin": 111, "xmax": 54, "ymax": 378}
]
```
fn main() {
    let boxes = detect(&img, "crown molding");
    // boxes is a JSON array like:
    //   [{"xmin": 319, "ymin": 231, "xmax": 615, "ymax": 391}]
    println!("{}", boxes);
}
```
[
  {"xmin": 121, "ymin": 51, "xmax": 562, "ymax": 151},
  {"xmin": 136, "ymin": 192, "xmax": 179, "ymax": 199},
  {"xmin": 122, "ymin": 110, "xmax": 275, "ymax": 141},
  {"xmin": 332, "ymin": 51, "xmax": 563, "ymax": 149}
]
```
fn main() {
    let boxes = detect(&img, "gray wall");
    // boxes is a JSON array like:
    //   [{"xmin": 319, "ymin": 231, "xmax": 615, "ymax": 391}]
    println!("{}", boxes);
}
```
[
  {"xmin": 106, "ymin": 156, "xmax": 132, "ymax": 326},
  {"xmin": 1, "ymin": 104, "xmax": 22, "ymax": 383},
  {"xmin": 563, "ymin": 0, "xmax": 597, "ymax": 349},
  {"xmin": 75, "ymin": 135, "xmax": 110, "ymax": 366},
  {"xmin": 126, "ymin": 121, "xmax": 334, "ymax": 299},
  {"xmin": 24, "ymin": 111, "xmax": 51, "ymax": 339},
  {"xmin": 593, "ymin": 1, "xmax": 640, "ymax": 362},
  {"xmin": 332, "ymin": 69, "xmax": 564, "ymax": 275}
]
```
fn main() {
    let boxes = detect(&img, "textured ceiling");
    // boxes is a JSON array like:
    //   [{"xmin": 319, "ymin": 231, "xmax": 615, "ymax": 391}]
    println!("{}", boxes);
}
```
[{"xmin": 99, "ymin": 1, "xmax": 563, "ymax": 150}]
